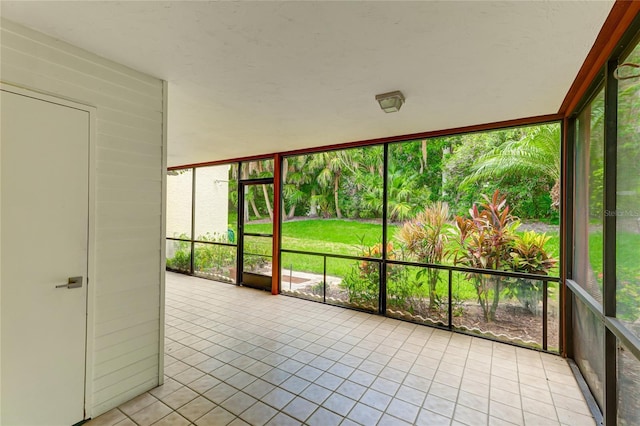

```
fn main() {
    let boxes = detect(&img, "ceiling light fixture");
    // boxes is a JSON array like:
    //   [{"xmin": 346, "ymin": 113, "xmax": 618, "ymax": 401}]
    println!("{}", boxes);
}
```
[{"xmin": 375, "ymin": 90, "xmax": 405, "ymax": 113}]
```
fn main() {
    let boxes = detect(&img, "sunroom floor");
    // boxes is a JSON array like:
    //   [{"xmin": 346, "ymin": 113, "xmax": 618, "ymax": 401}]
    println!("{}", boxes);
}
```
[{"xmin": 87, "ymin": 272, "xmax": 596, "ymax": 426}]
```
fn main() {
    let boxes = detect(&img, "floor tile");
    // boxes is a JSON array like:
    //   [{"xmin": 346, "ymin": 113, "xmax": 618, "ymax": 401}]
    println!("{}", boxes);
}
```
[
  {"xmin": 280, "ymin": 375, "xmax": 311, "ymax": 394},
  {"xmin": 203, "ymin": 382, "xmax": 238, "ymax": 404},
  {"xmin": 196, "ymin": 357, "xmax": 225, "ymax": 373},
  {"xmin": 395, "ymin": 384, "xmax": 426, "ymax": 406},
  {"xmin": 262, "ymin": 368, "xmax": 292, "ymax": 385},
  {"xmin": 360, "ymin": 388, "xmax": 392, "ymax": 411},
  {"xmin": 521, "ymin": 396, "xmax": 558, "ymax": 421},
  {"xmin": 295, "ymin": 365, "xmax": 324, "ymax": 382},
  {"xmin": 129, "ymin": 401, "xmax": 173, "ymax": 426},
  {"xmin": 279, "ymin": 358, "xmax": 305, "ymax": 374},
  {"xmin": 371, "ymin": 377, "xmax": 401, "ymax": 396},
  {"xmin": 490, "ymin": 400, "xmax": 524, "ymax": 426},
  {"xmin": 555, "ymin": 407, "xmax": 596, "ymax": 426},
  {"xmin": 264, "ymin": 412, "xmax": 301, "ymax": 426},
  {"xmin": 160, "ymin": 386, "xmax": 198, "ymax": 409},
  {"xmin": 174, "ymin": 367, "xmax": 206, "ymax": 385},
  {"xmin": 307, "ymin": 407, "xmax": 342, "ymax": 426},
  {"xmin": 424, "ymin": 393, "xmax": 455, "ymax": 418},
  {"xmin": 336, "ymin": 380, "xmax": 367, "ymax": 400},
  {"xmin": 378, "ymin": 413, "xmax": 413, "ymax": 425},
  {"xmin": 177, "ymin": 396, "xmax": 215, "ymax": 422},
  {"xmin": 243, "ymin": 378, "xmax": 276, "ymax": 399},
  {"xmin": 523, "ymin": 411, "xmax": 562, "ymax": 426},
  {"xmin": 261, "ymin": 387, "xmax": 296, "ymax": 410},
  {"xmin": 221, "ymin": 392, "xmax": 257, "ymax": 416},
  {"xmin": 151, "ymin": 412, "xmax": 190, "ymax": 426},
  {"xmin": 195, "ymin": 406, "xmax": 236, "ymax": 426},
  {"xmin": 491, "ymin": 387, "xmax": 522, "ymax": 409},
  {"xmin": 348, "ymin": 369, "xmax": 376, "ymax": 387},
  {"xmin": 239, "ymin": 401, "xmax": 278, "ymax": 426},
  {"xmin": 386, "ymin": 398, "xmax": 420, "ymax": 423},
  {"xmin": 85, "ymin": 409, "xmax": 126, "ymax": 426},
  {"xmin": 226, "ymin": 370, "xmax": 257, "ymax": 389},
  {"xmin": 108, "ymin": 274, "xmax": 599, "ymax": 426},
  {"xmin": 282, "ymin": 396, "xmax": 318, "ymax": 422},
  {"xmin": 322, "ymin": 392, "xmax": 356, "ymax": 416},
  {"xmin": 299, "ymin": 382, "xmax": 332, "ymax": 404},
  {"xmin": 187, "ymin": 374, "xmax": 221, "ymax": 394},
  {"xmin": 149, "ymin": 379, "xmax": 185, "ymax": 400},
  {"xmin": 119, "ymin": 393, "xmax": 158, "ymax": 416},
  {"xmin": 348, "ymin": 402, "xmax": 383, "ymax": 425},
  {"xmin": 315, "ymin": 372, "xmax": 344, "ymax": 390},
  {"xmin": 228, "ymin": 416, "xmax": 250, "ymax": 425},
  {"xmin": 454, "ymin": 403, "xmax": 488, "ymax": 425},
  {"xmin": 551, "ymin": 393, "xmax": 591, "ymax": 415}
]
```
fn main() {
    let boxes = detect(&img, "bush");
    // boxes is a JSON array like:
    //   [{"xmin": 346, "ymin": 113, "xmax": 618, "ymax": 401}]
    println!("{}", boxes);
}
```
[{"xmin": 452, "ymin": 190, "xmax": 557, "ymax": 321}]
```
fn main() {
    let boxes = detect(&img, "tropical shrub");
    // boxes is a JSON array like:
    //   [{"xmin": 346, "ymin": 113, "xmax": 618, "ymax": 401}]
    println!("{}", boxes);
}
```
[
  {"xmin": 166, "ymin": 234, "xmax": 191, "ymax": 272},
  {"xmin": 505, "ymin": 231, "xmax": 557, "ymax": 314},
  {"xmin": 396, "ymin": 202, "xmax": 452, "ymax": 310},
  {"xmin": 167, "ymin": 241, "xmax": 191, "ymax": 272},
  {"xmin": 340, "ymin": 241, "xmax": 398, "ymax": 309},
  {"xmin": 453, "ymin": 191, "xmax": 558, "ymax": 321},
  {"xmin": 194, "ymin": 233, "xmax": 236, "ymax": 279},
  {"xmin": 454, "ymin": 190, "xmax": 520, "ymax": 322}
]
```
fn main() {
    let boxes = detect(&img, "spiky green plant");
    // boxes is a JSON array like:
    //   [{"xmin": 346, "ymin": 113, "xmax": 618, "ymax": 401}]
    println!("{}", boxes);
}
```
[{"xmin": 397, "ymin": 202, "xmax": 452, "ymax": 310}]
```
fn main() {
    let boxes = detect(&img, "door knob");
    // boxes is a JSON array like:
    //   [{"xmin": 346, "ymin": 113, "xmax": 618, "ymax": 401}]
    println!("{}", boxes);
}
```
[{"xmin": 55, "ymin": 276, "xmax": 83, "ymax": 289}]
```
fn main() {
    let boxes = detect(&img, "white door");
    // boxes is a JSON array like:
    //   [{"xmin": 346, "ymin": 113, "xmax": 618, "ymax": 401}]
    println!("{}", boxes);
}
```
[{"xmin": 1, "ymin": 88, "xmax": 90, "ymax": 425}]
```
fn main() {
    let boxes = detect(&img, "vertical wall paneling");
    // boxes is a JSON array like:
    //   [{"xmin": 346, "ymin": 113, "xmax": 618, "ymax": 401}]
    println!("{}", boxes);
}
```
[
  {"xmin": 0, "ymin": 19, "xmax": 165, "ymax": 418},
  {"xmin": 159, "ymin": 81, "xmax": 168, "ymax": 386}
]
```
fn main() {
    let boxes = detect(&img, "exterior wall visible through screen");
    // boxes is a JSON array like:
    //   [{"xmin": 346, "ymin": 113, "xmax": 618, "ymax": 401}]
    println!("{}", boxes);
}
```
[
  {"xmin": 166, "ymin": 167, "xmax": 229, "ymax": 241},
  {"xmin": 194, "ymin": 166, "xmax": 230, "ymax": 240}
]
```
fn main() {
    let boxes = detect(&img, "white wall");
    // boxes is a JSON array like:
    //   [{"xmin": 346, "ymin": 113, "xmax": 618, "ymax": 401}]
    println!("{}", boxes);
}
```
[
  {"xmin": 166, "ymin": 170, "xmax": 194, "ymax": 239},
  {"xmin": 195, "ymin": 166, "xmax": 230, "ymax": 240},
  {"xmin": 166, "ymin": 166, "xmax": 229, "ymax": 244},
  {"xmin": 0, "ymin": 19, "xmax": 165, "ymax": 417}
]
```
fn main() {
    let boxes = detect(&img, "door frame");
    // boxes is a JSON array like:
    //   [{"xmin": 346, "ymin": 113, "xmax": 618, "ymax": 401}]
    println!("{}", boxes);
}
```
[
  {"xmin": 237, "ymin": 178, "xmax": 274, "ymax": 289},
  {"xmin": 0, "ymin": 83, "xmax": 97, "ymax": 420}
]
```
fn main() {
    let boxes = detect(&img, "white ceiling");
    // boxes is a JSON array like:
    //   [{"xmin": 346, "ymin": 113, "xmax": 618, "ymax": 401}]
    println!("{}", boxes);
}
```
[{"xmin": 1, "ymin": 1, "xmax": 614, "ymax": 167}]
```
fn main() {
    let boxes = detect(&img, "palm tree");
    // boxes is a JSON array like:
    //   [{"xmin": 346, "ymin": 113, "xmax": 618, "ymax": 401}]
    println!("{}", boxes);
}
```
[
  {"xmin": 282, "ymin": 155, "xmax": 311, "ymax": 220},
  {"xmin": 464, "ymin": 124, "xmax": 561, "ymax": 209},
  {"xmin": 309, "ymin": 150, "xmax": 354, "ymax": 218}
]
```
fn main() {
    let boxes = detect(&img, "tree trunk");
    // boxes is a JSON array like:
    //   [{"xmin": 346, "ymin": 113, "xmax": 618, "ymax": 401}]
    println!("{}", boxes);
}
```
[
  {"xmin": 249, "ymin": 196, "xmax": 261, "ymax": 219},
  {"xmin": 262, "ymin": 184, "xmax": 273, "ymax": 220},
  {"xmin": 287, "ymin": 204, "xmax": 296, "ymax": 219},
  {"xmin": 428, "ymin": 269, "xmax": 438, "ymax": 311},
  {"xmin": 420, "ymin": 139, "xmax": 428, "ymax": 173},
  {"xmin": 442, "ymin": 146, "xmax": 451, "ymax": 197},
  {"xmin": 550, "ymin": 179, "xmax": 560, "ymax": 211},
  {"xmin": 309, "ymin": 188, "xmax": 318, "ymax": 217},
  {"xmin": 282, "ymin": 157, "xmax": 289, "ymax": 184},
  {"xmin": 490, "ymin": 277, "xmax": 501, "ymax": 322},
  {"xmin": 475, "ymin": 275, "xmax": 491, "ymax": 322},
  {"xmin": 334, "ymin": 176, "xmax": 342, "ymax": 218}
]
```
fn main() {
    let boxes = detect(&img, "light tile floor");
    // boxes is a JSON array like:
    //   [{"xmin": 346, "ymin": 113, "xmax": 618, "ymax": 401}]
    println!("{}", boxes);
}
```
[{"xmin": 87, "ymin": 272, "xmax": 596, "ymax": 426}]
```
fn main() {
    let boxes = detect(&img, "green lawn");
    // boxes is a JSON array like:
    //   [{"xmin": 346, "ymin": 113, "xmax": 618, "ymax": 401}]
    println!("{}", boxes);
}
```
[
  {"xmin": 247, "ymin": 219, "xmax": 389, "ymax": 278},
  {"xmin": 242, "ymin": 218, "xmax": 561, "ymax": 279},
  {"xmin": 587, "ymin": 230, "xmax": 640, "ymax": 322},
  {"xmin": 171, "ymin": 217, "xmax": 572, "ymax": 330},
  {"xmin": 246, "ymin": 219, "xmax": 393, "ymax": 249}
]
